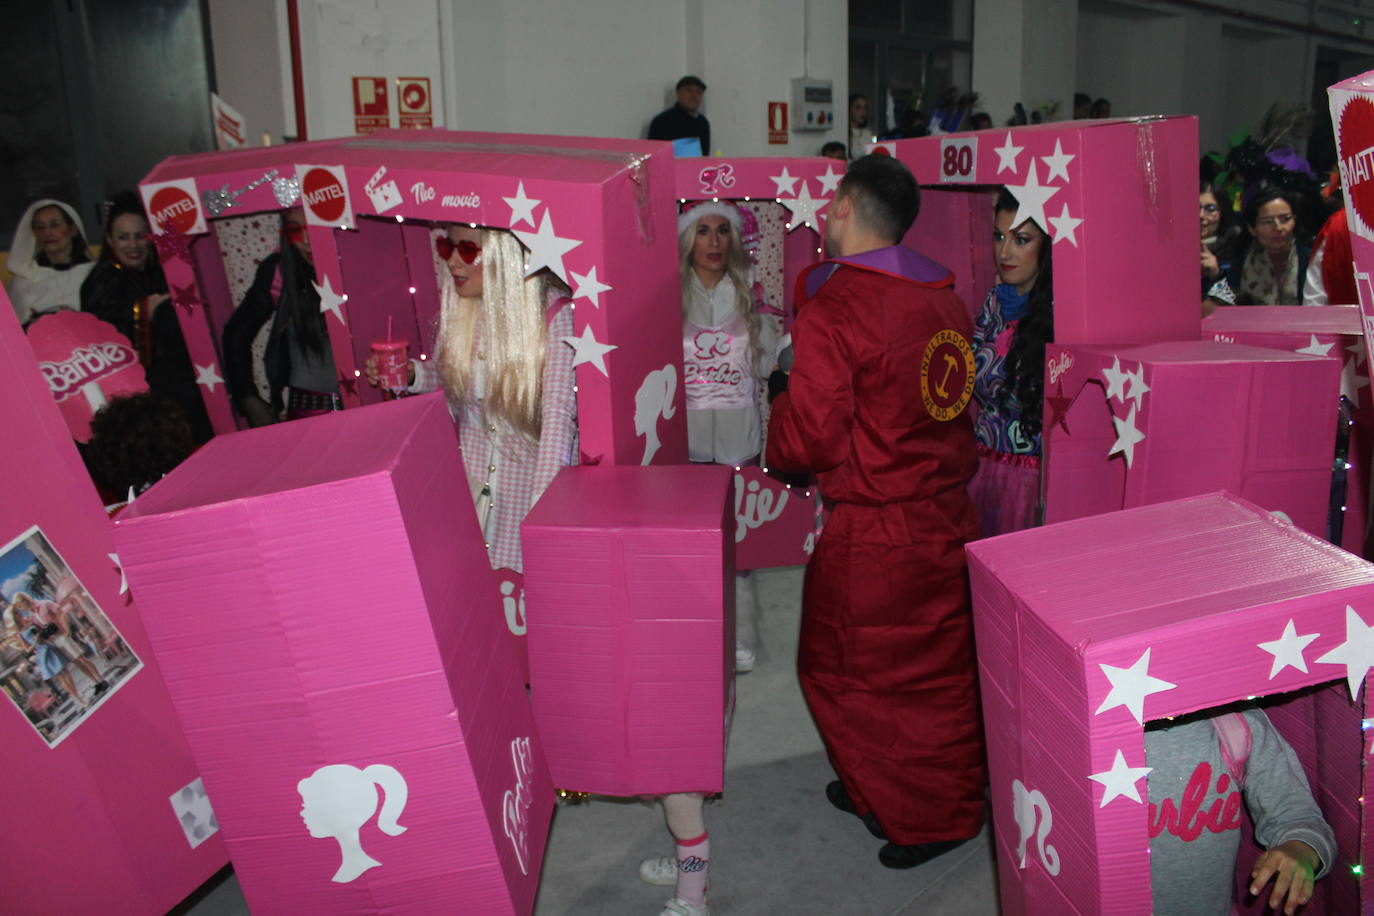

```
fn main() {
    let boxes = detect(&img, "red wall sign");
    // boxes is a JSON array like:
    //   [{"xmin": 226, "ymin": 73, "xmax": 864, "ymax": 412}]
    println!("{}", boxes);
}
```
[
  {"xmin": 397, "ymin": 77, "xmax": 433, "ymax": 129},
  {"xmin": 768, "ymin": 102, "xmax": 789, "ymax": 145},
  {"xmin": 352, "ymin": 76, "xmax": 390, "ymax": 134}
]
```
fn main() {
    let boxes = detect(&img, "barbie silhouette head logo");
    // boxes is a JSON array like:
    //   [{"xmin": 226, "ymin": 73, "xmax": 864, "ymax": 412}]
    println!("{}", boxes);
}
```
[
  {"xmin": 697, "ymin": 164, "xmax": 736, "ymax": 195},
  {"xmin": 298, "ymin": 763, "xmax": 409, "ymax": 883},
  {"xmin": 634, "ymin": 364, "xmax": 678, "ymax": 465},
  {"xmin": 693, "ymin": 330, "xmax": 732, "ymax": 359}
]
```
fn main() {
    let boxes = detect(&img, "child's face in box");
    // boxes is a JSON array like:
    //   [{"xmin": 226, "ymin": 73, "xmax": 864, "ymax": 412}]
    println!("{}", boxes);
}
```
[{"xmin": 993, "ymin": 209, "xmax": 1045, "ymax": 295}]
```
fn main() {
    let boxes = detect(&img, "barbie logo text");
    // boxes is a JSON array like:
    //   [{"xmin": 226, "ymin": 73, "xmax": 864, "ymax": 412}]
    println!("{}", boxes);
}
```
[
  {"xmin": 1047, "ymin": 352, "xmax": 1074, "ymax": 384},
  {"xmin": 697, "ymin": 164, "xmax": 736, "ymax": 194},
  {"xmin": 502, "ymin": 737, "xmax": 536, "ymax": 874},
  {"xmin": 41, "ymin": 343, "xmax": 137, "ymax": 400},
  {"xmin": 735, "ymin": 472, "xmax": 788, "ymax": 543}
]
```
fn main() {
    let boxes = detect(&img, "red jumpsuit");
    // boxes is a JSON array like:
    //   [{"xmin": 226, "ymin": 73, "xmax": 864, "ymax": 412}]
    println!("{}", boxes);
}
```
[{"xmin": 766, "ymin": 246, "xmax": 986, "ymax": 845}]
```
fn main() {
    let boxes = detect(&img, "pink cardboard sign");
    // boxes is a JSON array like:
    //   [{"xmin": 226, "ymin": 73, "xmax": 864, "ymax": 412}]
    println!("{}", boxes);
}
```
[
  {"xmin": 1041, "ymin": 340, "xmax": 1339, "ymax": 539},
  {"xmin": 876, "ymin": 118, "xmax": 1200, "ymax": 344},
  {"xmin": 522, "ymin": 465, "xmax": 734, "ymax": 796},
  {"xmin": 112, "ymin": 394, "xmax": 553, "ymax": 914},
  {"xmin": 25, "ymin": 311, "xmax": 148, "ymax": 442},
  {"xmin": 0, "ymin": 288, "xmax": 227, "ymax": 912},
  {"xmin": 967, "ymin": 492, "xmax": 1373, "ymax": 915},
  {"xmin": 1202, "ymin": 305, "xmax": 1372, "ymax": 556},
  {"xmin": 1330, "ymin": 73, "xmax": 1374, "ymax": 372}
]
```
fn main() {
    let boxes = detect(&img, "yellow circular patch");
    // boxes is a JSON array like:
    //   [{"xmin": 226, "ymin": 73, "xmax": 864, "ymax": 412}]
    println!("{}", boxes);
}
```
[{"xmin": 920, "ymin": 329, "xmax": 975, "ymax": 421}]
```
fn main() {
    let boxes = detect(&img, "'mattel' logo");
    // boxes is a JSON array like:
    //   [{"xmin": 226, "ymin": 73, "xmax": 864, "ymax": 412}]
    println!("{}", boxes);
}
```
[
  {"xmin": 41, "ymin": 343, "xmax": 137, "ymax": 400},
  {"xmin": 149, "ymin": 186, "xmax": 199, "ymax": 235},
  {"xmin": 303, "ymin": 168, "xmax": 348, "ymax": 222},
  {"xmin": 1339, "ymin": 96, "xmax": 1374, "ymax": 237}
]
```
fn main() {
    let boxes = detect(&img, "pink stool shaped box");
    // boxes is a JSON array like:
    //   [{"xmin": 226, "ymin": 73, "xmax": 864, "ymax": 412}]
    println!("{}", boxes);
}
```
[
  {"xmin": 968, "ymin": 491, "xmax": 1373, "ymax": 915},
  {"xmin": 1042, "ymin": 340, "xmax": 1340, "ymax": 539},
  {"xmin": 521, "ymin": 465, "xmax": 734, "ymax": 796},
  {"xmin": 112, "ymin": 393, "xmax": 552, "ymax": 915},
  {"xmin": 1202, "ymin": 305, "xmax": 1372, "ymax": 556}
]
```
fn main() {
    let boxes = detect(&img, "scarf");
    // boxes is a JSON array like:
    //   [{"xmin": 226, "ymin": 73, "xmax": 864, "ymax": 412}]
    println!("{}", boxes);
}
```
[
  {"xmin": 995, "ymin": 283, "xmax": 1031, "ymax": 322},
  {"xmin": 1238, "ymin": 242, "xmax": 1299, "ymax": 305}
]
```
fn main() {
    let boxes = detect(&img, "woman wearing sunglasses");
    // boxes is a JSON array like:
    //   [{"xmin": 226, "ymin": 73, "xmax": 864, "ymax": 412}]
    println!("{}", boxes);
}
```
[
  {"xmin": 223, "ymin": 206, "xmax": 339, "ymax": 426},
  {"xmin": 367, "ymin": 222, "xmax": 575, "ymax": 576}
]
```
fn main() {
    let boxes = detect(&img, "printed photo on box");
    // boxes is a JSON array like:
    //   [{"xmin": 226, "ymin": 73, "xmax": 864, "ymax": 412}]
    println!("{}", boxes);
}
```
[{"xmin": 0, "ymin": 525, "xmax": 141, "ymax": 747}]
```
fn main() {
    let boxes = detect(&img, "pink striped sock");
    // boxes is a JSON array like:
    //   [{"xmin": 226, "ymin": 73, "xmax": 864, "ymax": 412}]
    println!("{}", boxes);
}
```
[{"xmin": 673, "ymin": 832, "xmax": 710, "ymax": 905}]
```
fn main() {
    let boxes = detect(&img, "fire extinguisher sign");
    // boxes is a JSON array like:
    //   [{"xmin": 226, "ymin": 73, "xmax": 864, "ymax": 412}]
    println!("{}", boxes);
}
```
[
  {"xmin": 768, "ymin": 102, "xmax": 788, "ymax": 145},
  {"xmin": 397, "ymin": 77, "xmax": 433, "ymax": 129},
  {"xmin": 353, "ymin": 76, "xmax": 390, "ymax": 134}
]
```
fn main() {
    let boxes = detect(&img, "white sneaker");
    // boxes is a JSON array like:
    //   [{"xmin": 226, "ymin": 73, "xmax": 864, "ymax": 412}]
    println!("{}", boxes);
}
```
[
  {"xmin": 638, "ymin": 855, "xmax": 677, "ymax": 886},
  {"xmin": 659, "ymin": 897, "xmax": 709, "ymax": 916},
  {"xmin": 735, "ymin": 643, "xmax": 756, "ymax": 674}
]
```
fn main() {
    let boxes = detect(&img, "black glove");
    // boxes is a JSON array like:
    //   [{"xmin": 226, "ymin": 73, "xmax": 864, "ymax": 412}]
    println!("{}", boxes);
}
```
[{"xmin": 768, "ymin": 369, "xmax": 789, "ymax": 402}]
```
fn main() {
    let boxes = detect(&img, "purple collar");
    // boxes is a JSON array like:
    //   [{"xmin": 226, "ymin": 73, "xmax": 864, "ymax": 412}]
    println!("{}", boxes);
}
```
[{"xmin": 803, "ymin": 245, "xmax": 953, "ymax": 298}]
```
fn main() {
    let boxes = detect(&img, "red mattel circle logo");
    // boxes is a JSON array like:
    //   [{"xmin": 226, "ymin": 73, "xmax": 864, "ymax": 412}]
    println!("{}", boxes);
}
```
[
  {"xmin": 149, "ymin": 186, "xmax": 198, "ymax": 234},
  {"xmin": 1340, "ymin": 97, "xmax": 1374, "ymax": 233},
  {"xmin": 302, "ymin": 168, "xmax": 348, "ymax": 223}
]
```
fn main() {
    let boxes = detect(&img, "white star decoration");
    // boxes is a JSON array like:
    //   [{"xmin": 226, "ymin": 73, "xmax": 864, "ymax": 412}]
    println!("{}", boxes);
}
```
[
  {"xmin": 502, "ymin": 181, "xmax": 541, "ymax": 229},
  {"xmin": 1109, "ymin": 404, "xmax": 1148, "ymax": 468},
  {"xmin": 781, "ymin": 183, "xmax": 828, "ymax": 232},
  {"xmin": 313, "ymin": 275, "xmax": 347, "ymax": 326},
  {"xmin": 1342, "ymin": 356, "xmax": 1370, "ymax": 403},
  {"xmin": 1101, "ymin": 356, "xmax": 1130, "ymax": 404},
  {"xmin": 1088, "ymin": 750, "xmax": 1153, "ymax": 807},
  {"xmin": 817, "ymin": 165, "xmax": 844, "ymax": 195},
  {"xmin": 561, "ymin": 324, "xmax": 618, "ymax": 376},
  {"xmin": 769, "ymin": 166, "xmax": 800, "ymax": 197},
  {"xmin": 994, "ymin": 132, "xmax": 1024, "ymax": 174},
  {"xmin": 1258, "ymin": 619, "xmax": 1321, "ymax": 678},
  {"xmin": 1125, "ymin": 363, "xmax": 1150, "ymax": 409},
  {"xmin": 1041, "ymin": 139, "xmax": 1076, "ymax": 183},
  {"xmin": 108, "ymin": 553, "xmax": 129, "ymax": 595},
  {"xmin": 1348, "ymin": 339, "xmax": 1367, "ymax": 368},
  {"xmin": 1004, "ymin": 161, "xmax": 1060, "ymax": 233},
  {"xmin": 1316, "ymin": 604, "xmax": 1374, "ymax": 701},
  {"xmin": 194, "ymin": 363, "xmax": 224, "ymax": 394},
  {"xmin": 1095, "ymin": 647, "xmax": 1176, "ymax": 724},
  {"xmin": 570, "ymin": 266, "xmax": 612, "ymax": 308},
  {"xmin": 513, "ymin": 211, "xmax": 582, "ymax": 284},
  {"xmin": 1294, "ymin": 335, "xmax": 1334, "ymax": 357},
  {"xmin": 1048, "ymin": 203, "xmax": 1083, "ymax": 246}
]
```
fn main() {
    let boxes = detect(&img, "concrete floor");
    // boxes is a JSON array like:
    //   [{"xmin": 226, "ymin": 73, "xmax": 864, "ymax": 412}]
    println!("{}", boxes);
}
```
[{"xmin": 173, "ymin": 566, "xmax": 1002, "ymax": 915}]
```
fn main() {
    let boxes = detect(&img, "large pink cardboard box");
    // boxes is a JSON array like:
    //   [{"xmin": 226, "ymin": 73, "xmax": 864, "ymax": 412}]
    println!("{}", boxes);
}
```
[
  {"xmin": 1329, "ymin": 73, "xmax": 1374, "ymax": 369},
  {"xmin": 0, "ymin": 294, "xmax": 228, "ymax": 911},
  {"xmin": 112, "ymin": 393, "xmax": 553, "ymax": 915},
  {"xmin": 968, "ymin": 492, "xmax": 1373, "ymax": 915},
  {"xmin": 1042, "ymin": 340, "xmax": 1339, "ymax": 537},
  {"xmin": 875, "ymin": 117, "xmax": 1198, "ymax": 342},
  {"xmin": 1202, "ymin": 305, "xmax": 1371, "ymax": 556},
  {"xmin": 522, "ymin": 465, "xmax": 734, "ymax": 796}
]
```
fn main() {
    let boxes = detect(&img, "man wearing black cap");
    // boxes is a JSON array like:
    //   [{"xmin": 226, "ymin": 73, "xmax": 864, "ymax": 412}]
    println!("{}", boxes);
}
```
[{"xmin": 649, "ymin": 75, "xmax": 710, "ymax": 154}]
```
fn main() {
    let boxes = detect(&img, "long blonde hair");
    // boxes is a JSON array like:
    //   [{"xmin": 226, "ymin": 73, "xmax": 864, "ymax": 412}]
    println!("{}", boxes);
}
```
[
  {"xmin": 435, "ymin": 228, "xmax": 565, "ymax": 442},
  {"xmin": 678, "ymin": 214, "xmax": 764, "ymax": 371}
]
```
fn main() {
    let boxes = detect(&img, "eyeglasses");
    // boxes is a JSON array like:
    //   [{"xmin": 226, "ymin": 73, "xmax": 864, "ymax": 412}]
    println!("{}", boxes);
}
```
[
  {"xmin": 1257, "ymin": 213, "xmax": 1295, "ymax": 229},
  {"xmin": 281, "ymin": 224, "xmax": 308, "ymax": 243},
  {"xmin": 1200, "ymin": 204, "xmax": 1219, "ymax": 215},
  {"xmin": 436, "ymin": 236, "xmax": 482, "ymax": 264}
]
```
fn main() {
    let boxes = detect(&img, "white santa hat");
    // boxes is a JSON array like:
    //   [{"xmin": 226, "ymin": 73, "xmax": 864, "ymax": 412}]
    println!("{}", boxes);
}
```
[{"xmin": 677, "ymin": 200, "xmax": 744, "ymax": 239}]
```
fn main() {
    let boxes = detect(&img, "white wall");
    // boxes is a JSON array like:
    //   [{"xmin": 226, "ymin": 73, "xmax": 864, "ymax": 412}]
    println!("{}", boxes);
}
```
[
  {"xmin": 209, "ymin": 0, "xmax": 845, "ymax": 158},
  {"xmin": 206, "ymin": 0, "xmax": 293, "ymax": 143},
  {"xmin": 973, "ymin": 0, "xmax": 1077, "ymax": 126}
]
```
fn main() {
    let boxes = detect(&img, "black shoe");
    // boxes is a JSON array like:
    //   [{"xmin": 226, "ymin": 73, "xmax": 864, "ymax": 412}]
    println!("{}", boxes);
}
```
[
  {"xmin": 825, "ymin": 781, "xmax": 887, "ymax": 840},
  {"xmin": 91, "ymin": 681, "xmax": 109, "ymax": 697},
  {"xmin": 878, "ymin": 837, "xmax": 970, "ymax": 870}
]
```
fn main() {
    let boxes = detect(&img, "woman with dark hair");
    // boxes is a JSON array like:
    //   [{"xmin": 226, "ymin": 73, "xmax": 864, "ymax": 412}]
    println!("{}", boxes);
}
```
[
  {"xmin": 6, "ymin": 199, "xmax": 95, "ymax": 325},
  {"xmin": 848, "ymin": 93, "xmax": 870, "ymax": 160},
  {"xmin": 223, "ymin": 207, "xmax": 336, "ymax": 425},
  {"xmin": 1223, "ymin": 185, "xmax": 1312, "ymax": 305},
  {"xmin": 1200, "ymin": 180, "xmax": 1245, "ymax": 313},
  {"xmin": 967, "ymin": 187, "xmax": 1053, "ymax": 536},
  {"xmin": 81, "ymin": 192, "xmax": 211, "ymax": 443}
]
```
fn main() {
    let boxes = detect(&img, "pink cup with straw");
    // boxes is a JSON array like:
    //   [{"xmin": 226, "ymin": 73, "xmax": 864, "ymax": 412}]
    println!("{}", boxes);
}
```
[{"xmin": 371, "ymin": 316, "xmax": 410, "ymax": 394}]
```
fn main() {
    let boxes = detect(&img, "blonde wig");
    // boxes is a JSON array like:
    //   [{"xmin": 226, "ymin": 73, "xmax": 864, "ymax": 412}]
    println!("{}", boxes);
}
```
[
  {"xmin": 678, "ymin": 212, "xmax": 764, "ymax": 372},
  {"xmin": 435, "ymin": 227, "xmax": 566, "ymax": 442}
]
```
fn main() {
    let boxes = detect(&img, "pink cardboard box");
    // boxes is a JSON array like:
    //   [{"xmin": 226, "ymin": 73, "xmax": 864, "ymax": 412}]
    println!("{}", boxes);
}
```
[
  {"xmin": 521, "ymin": 465, "xmax": 734, "ymax": 796},
  {"xmin": 1202, "ymin": 305, "xmax": 1372, "ymax": 556},
  {"xmin": 967, "ymin": 491, "xmax": 1373, "ymax": 915},
  {"xmin": 1042, "ymin": 340, "xmax": 1339, "ymax": 538},
  {"xmin": 874, "ymin": 117, "xmax": 1199, "ymax": 343},
  {"xmin": 112, "ymin": 393, "xmax": 552, "ymax": 915},
  {"xmin": 0, "ymin": 294, "xmax": 227, "ymax": 911},
  {"xmin": 1329, "ymin": 73, "xmax": 1374, "ymax": 369}
]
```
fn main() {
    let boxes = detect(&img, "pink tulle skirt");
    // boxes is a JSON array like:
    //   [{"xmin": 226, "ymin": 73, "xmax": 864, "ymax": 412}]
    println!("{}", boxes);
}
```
[{"xmin": 968, "ymin": 446, "xmax": 1041, "ymax": 538}]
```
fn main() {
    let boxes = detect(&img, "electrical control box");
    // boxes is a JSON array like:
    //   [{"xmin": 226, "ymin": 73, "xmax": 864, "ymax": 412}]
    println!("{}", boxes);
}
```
[{"xmin": 791, "ymin": 77, "xmax": 834, "ymax": 131}]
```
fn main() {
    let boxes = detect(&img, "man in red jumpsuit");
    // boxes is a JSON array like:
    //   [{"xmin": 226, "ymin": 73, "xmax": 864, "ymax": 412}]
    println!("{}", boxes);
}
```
[{"xmin": 766, "ymin": 154, "xmax": 985, "ymax": 869}]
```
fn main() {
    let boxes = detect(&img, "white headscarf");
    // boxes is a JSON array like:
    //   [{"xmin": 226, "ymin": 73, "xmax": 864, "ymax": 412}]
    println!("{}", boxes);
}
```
[{"xmin": 6, "ymin": 198, "xmax": 95, "ymax": 325}]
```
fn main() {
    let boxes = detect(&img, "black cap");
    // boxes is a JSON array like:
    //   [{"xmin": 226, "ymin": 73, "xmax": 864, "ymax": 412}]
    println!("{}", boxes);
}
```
[{"xmin": 676, "ymin": 75, "xmax": 706, "ymax": 91}]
